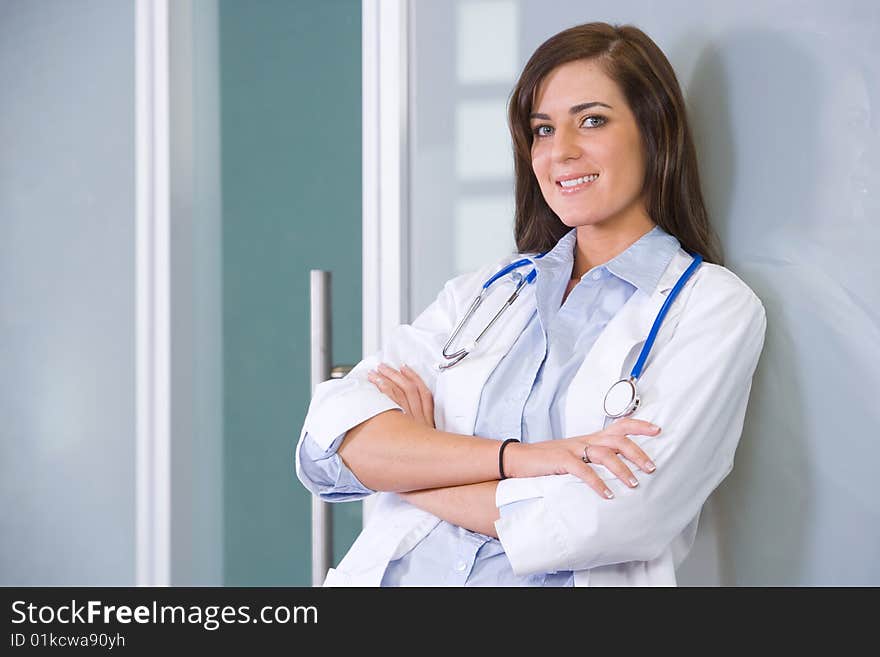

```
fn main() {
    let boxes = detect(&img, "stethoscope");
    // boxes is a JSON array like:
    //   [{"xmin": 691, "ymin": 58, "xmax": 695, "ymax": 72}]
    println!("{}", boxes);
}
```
[{"xmin": 439, "ymin": 252, "xmax": 703, "ymax": 419}]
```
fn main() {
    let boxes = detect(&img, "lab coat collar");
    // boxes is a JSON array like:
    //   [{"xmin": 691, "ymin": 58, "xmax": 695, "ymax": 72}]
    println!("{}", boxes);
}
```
[{"xmin": 434, "ymin": 268, "xmax": 540, "ymax": 435}]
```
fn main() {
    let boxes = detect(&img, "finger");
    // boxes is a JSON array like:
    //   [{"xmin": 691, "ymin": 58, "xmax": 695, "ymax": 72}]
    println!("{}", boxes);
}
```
[
  {"xmin": 587, "ymin": 435, "xmax": 656, "ymax": 473},
  {"xmin": 367, "ymin": 371, "xmax": 399, "ymax": 403},
  {"xmin": 377, "ymin": 364, "xmax": 423, "ymax": 422},
  {"xmin": 569, "ymin": 457, "xmax": 616, "ymax": 500},
  {"xmin": 402, "ymin": 365, "xmax": 434, "ymax": 424},
  {"xmin": 380, "ymin": 364, "xmax": 423, "ymax": 422},
  {"xmin": 368, "ymin": 371, "xmax": 407, "ymax": 411},
  {"xmin": 586, "ymin": 446, "xmax": 640, "ymax": 488},
  {"xmin": 608, "ymin": 417, "xmax": 661, "ymax": 437},
  {"xmin": 400, "ymin": 365, "xmax": 434, "ymax": 427}
]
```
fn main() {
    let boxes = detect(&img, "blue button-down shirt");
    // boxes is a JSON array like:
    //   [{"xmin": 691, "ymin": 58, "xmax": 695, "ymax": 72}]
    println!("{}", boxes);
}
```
[{"xmin": 298, "ymin": 226, "xmax": 680, "ymax": 586}]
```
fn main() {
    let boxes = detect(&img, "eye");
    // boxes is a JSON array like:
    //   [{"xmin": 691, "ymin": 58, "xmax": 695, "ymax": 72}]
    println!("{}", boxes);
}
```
[
  {"xmin": 582, "ymin": 115, "xmax": 607, "ymax": 128},
  {"xmin": 532, "ymin": 124, "xmax": 553, "ymax": 138}
]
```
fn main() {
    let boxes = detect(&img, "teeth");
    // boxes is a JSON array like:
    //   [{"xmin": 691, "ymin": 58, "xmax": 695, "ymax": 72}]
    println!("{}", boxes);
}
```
[{"xmin": 559, "ymin": 174, "xmax": 599, "ymax": 188}]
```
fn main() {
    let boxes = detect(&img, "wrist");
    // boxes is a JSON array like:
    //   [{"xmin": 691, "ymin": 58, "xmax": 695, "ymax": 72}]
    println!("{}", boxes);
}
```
[{"xmin": 500, "ymin": 440, "xmax": 526, "ymax": 479}]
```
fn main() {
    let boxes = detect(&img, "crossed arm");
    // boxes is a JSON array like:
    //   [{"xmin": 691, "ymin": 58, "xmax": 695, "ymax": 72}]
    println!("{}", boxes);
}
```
[
  {"xmin": 356, "ymin": 363, "xmax": 649, "ymax": 539},
  {"xmin": 400, "ymin": 480, "xmax": 501, "ymax": 538},
  {"xmin": 359, "ymin": 365, "xmax": 516, "ymax": 538}
]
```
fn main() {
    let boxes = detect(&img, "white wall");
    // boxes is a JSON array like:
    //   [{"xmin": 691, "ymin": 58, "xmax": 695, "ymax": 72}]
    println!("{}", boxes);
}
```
[{"xmin": 408, "ymin": 0, "xmax": 880, "ymax": 585}]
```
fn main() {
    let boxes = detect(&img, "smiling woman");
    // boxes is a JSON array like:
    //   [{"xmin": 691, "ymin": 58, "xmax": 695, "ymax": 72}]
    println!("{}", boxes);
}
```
[
  {"xmin": 508, "ymin": 23, "xmax": 721, "ymax": 269},
  {"xmin": 295, "ymin": 21, "xmax": 766, "ymax": 587}
]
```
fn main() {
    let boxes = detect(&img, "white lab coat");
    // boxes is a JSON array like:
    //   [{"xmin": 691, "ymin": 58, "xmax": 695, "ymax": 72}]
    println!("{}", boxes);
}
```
[{"xmin": 295, "ymin": 247, "xmax": 767, "ymax": 586}]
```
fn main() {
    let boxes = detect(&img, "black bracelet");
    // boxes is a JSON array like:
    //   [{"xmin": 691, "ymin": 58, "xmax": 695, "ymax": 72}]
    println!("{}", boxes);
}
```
[{"xmin": 498, "ymin": 438, "xmax": 520, "ymax": 480}]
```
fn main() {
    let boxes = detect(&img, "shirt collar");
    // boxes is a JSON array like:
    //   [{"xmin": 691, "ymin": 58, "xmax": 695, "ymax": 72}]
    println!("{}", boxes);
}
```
[
  {"xmin": 531, "ymin": 225, "xmax": 681, "ymax": 293},
  {"xmin": 605, "ymin": 227, "xmax": 681, "ymax": 292}
]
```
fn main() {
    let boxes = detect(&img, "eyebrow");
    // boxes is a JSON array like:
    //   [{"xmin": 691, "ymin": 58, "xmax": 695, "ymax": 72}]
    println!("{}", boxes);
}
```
[{"xmin": 529, "ymin": 101, "xmax": 613, "ymax": 120}]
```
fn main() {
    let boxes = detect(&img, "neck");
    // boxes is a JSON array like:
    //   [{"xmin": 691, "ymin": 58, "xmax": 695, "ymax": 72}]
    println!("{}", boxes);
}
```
[{"xmin": 572, "ymin": 214, "xmax": 656, "ymax": 280}]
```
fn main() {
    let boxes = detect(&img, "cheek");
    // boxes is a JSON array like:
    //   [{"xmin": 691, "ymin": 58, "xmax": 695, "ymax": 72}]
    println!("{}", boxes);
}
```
[
  {"xmin": 531, "ymin": 148, "xmax": 549, "ymax": 181},
  {"xmin": 603, "ymin": 138, "xmax": 644, "ymax": 190},
  {"xmin": 624, "ymin": 134, "xmax": 647, "ymax": 180},
  {"xmin": 623, "ymin": 153, "xmax": 647, "ymax": 192}
]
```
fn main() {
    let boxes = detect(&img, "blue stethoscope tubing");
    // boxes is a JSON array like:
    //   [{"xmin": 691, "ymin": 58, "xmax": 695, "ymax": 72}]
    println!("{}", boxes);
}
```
[
  {"xmin": 439, "ymin": 249, "xmax": 703, "ymax": 419},
  {"xmin": 602, "ymin": 252, "xmax": 702, "ymax": 418}
]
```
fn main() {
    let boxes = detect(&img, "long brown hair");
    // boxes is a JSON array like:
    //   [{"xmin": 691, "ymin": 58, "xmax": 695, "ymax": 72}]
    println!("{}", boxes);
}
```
[{"xmin": 508, "ymin": 22, "xmax": 722, "ymax": 264}]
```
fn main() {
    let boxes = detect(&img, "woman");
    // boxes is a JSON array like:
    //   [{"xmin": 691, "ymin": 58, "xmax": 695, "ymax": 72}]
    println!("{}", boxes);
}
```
[{"xmin": 295, "ymin": 22, "xmax": 766, "ymax": 586}]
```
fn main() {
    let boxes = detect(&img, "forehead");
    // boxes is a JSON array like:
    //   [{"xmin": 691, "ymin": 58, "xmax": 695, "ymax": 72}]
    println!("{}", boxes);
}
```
[{"xmin": 532, "ymin": 59, "xmax": 623, "ymax": 111}]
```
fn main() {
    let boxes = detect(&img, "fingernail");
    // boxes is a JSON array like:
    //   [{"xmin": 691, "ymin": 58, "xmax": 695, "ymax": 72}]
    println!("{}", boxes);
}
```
[
  {"xmin": 628, "ymin": 477, "xmax": 638, "ymax": 487},
  {"xmin": 605, "ymin": 489, "xmax": 614, "ymax": 499},
  {"xmin": 645, "ymin": 461, "xmax": 655, "ymax": 472},
  {"xmin": 651, "ymin": 424, "xmax": 660, "ymax": 431},
  {"xmin": 401, "ymin": 364, "xmax": 409, "ymax": 372}
]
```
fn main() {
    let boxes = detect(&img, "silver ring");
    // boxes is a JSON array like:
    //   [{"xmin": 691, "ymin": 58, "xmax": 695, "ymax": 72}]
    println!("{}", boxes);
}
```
[{"xmin": 582, "ymin": 445, "xmax": 591, "ymax": 464}]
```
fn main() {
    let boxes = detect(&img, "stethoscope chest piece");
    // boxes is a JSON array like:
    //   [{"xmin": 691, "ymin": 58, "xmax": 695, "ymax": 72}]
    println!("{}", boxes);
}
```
[{"xmin": 604, "ymin": 377, "xmax": 640, "ymax": 418}]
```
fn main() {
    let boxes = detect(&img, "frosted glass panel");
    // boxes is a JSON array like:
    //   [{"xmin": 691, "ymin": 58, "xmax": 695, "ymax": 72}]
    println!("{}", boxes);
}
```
[
  {"xmin": 453, "ymin": 196, "xmax": 517, "ymax": 273},
  {"xmin": 408, "ymin": 0, "xmax": 880, "ymax": 585},
  {"xmin": 456, "ymin": 0, "xmax": 519, "ymax": 83},
  {"xmin": 0, "ymin": 0, "xmax": 136, "ymax": 585},
  {"xmin": 455, "ymin": 99, "xmax": 515, "ymax": 180}
]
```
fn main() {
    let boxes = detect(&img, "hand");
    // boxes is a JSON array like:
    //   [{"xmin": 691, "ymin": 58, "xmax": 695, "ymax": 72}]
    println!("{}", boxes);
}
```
[
  {"xmin": 367, "ymin": 363, "xmax": 436, "ymax": 429},
  {"xmin": 504, "ymin": 418, "xmax": 661, "ymax": 500}
]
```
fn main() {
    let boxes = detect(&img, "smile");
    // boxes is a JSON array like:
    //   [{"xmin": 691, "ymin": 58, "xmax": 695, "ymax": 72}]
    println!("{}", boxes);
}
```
[{"xmin": 556, "ymin": 173, "xmax": 599, "ymax": 194}]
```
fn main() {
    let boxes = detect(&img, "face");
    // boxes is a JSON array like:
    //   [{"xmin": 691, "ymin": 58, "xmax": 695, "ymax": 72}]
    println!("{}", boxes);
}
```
[{"xmin": 530, "ymin": 59, "xmax": 650, "ymax": 230}]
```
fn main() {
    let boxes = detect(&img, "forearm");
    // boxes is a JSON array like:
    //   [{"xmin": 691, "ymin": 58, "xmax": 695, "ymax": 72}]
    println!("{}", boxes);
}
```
[
  {"xmin": 336, "ymin": 410, "xmax": 504, "ymax": 493},
  {"xmin": 400, "ymin": 481, "xmax": 500, "ymax": 538}
]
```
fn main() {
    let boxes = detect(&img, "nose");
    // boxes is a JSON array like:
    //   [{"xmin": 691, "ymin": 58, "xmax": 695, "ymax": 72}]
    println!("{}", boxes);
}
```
[{"xmin": 551, "ymin": 124, "xmax": 582, "ymax": 162}]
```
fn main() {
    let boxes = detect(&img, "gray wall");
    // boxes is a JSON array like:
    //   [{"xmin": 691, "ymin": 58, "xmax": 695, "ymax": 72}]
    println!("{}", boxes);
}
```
[
  {"xmin": 0, "ymin": 0, "xmax": 136, "ymax": 585},
  {"xmin": 410, "ymin": 0, "xmax": 880, "ymax": 584}
]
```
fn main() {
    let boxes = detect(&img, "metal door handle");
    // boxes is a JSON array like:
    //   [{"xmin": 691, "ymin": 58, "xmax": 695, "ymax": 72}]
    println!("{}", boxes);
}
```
[
  {"xmin": 330, "ymin": 366, "xmax": 354, "ymax": 379},
  {"xmin": 310, "ymin": 271, "xmax": 359, "ymax": 586},
  {"xmin": 309, "ymin": 271, "xmax": 341, "ymax": 586}
]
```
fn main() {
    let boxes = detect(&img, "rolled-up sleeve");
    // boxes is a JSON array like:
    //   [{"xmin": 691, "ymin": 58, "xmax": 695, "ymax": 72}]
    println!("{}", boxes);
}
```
[
  {"xmin": 297, "ymin": 431, "xmax": 378, "ymax": 502},
  {"xmin": 494, "ymin": 269, "xmax": 767, "ymax": 576},
  {"xmin": 294, "ymin": 379, "xmax": 403, "ymax": 501},
  {"xmin": 293, "ymin": 261, "xmax": 498, "ymax": 499}
]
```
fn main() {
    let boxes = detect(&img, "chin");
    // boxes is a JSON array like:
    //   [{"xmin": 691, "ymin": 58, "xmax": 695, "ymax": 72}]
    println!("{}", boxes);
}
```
[{"xmin": 557, "ymin": 213, "xmax": 611, "ymax": 229}]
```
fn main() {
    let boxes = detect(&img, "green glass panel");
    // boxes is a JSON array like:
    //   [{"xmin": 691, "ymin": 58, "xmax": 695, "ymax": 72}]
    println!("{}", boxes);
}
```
[{"xmin": 219, "ymin": 0, "xmax": 362, "ymax": 586}]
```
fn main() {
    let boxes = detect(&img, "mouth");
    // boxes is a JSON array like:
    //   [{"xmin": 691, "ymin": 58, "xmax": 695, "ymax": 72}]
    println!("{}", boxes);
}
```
[{"xmin": 555, "ymin": 173, "xmax": 599, "ymax": 194}]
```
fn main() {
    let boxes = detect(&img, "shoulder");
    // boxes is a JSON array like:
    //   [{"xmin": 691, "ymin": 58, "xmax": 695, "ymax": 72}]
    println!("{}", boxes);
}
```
[
  {"xmin": 694, "ymin": 262, "xmax": 763, "ymax": 306},
  {"xmin": 687, "ymin": 261, "xmax": 766, "ymax": 327}
]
